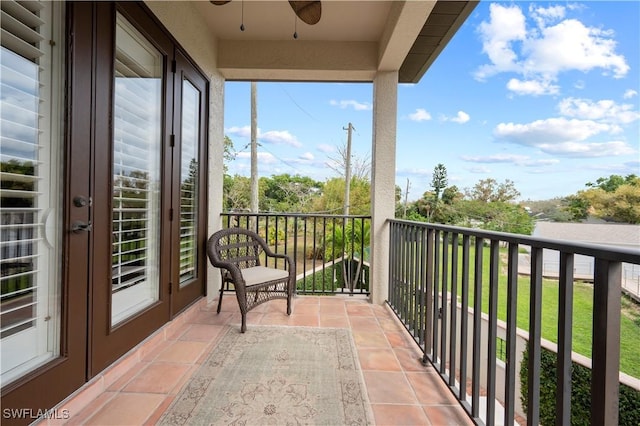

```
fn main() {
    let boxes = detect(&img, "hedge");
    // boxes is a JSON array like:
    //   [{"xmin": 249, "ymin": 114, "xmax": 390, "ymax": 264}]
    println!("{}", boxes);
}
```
[{"xmin": 520, "ymin": 344, "xmax": 640, "ymax": 425}]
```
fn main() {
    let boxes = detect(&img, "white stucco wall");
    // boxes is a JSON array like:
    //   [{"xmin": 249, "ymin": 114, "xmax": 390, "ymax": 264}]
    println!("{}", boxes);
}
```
[
  {"xmin": 144, "ymin": 1, "xmax": 225, "ymax": 301},
  {"xmin": 370, "ymin": 71, "xmax": 398, "ymax": 305}
]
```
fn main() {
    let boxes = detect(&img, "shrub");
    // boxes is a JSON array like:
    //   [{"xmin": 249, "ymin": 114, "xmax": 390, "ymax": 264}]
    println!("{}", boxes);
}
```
[{"xmin": 520, "ymin": 345, "xmax": 640, "ymax": 425}]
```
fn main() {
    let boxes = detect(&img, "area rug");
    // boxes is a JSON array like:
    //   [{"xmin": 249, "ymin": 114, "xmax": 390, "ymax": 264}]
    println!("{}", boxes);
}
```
[{"xmin": 159, "ymin": 326, "xmax": 373, "ymax": 425}]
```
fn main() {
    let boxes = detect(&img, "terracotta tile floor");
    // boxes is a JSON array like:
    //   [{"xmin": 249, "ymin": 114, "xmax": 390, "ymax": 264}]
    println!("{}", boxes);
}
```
[{"xmin": 43, "ymin": 295, "xmax": 474, "ymax": 426}]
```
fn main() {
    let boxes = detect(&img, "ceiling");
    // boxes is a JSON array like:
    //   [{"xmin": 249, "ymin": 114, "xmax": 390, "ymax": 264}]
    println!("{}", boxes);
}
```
[{"xmin": 193, "ymin": 1, "xmax": 478, "ymax": 83}]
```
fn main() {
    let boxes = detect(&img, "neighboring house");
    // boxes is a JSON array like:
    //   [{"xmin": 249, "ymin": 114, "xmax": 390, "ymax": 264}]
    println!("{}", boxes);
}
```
[
  {"xmin": 0, "ymin": 0, "xmax": 478, "ymax": 420},
  {"xmin": 531, "ymin": 222, "xmax": 640, "ymax": 298}
]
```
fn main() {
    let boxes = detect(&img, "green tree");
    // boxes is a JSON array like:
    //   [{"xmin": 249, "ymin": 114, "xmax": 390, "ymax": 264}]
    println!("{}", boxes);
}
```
[
  {"xmin": 465, "ymin": 178, "xmax": 520, "ymax": 203},
  {"xmin": 261, "ymin": 174, "xmax": 322, "ymax": 212},
  {"xmin": 564, "ymin": 175, "xmax": 640, "ymax": 223},
  {"xmin": 312, "ymin": 177, "xmax": 370, "ymax": 215}
]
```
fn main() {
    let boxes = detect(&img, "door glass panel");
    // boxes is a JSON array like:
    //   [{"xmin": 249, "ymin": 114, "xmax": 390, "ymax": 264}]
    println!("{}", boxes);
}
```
[
  {"xmin": 111, "ymin": 13, "xmax": 162, "ymax": 326},
  {"xmin": 1, "ymin": 1, "xmax": 63, "ymax": 385},
  {"xmin": 179, "ymin": 80, "xmax": 200, "ymax": 286}
]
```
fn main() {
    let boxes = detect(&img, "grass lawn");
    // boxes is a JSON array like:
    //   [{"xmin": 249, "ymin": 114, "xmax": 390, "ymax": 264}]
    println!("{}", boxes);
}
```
[{"xmin": 454, "ymin": 245, "xmax": 640, "ymax": 379}]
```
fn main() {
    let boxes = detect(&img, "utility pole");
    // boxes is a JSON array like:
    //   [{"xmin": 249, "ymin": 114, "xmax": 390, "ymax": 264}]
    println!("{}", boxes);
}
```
[
  {"xmin": 403, "ymin": 178, "xmax": 410, "ymax": 218},
  {"xmin": 343, "ymin": 122, "xmax": 354, "ymax": 216},
  {"xmin": 250, "ymin": 81, "xmax": 258, "ymax": 214}
]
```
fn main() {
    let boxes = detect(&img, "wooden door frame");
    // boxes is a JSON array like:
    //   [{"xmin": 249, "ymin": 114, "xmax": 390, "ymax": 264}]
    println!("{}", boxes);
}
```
[{"xmin": 170, "ymin": 48, "xmax": 209, "ymax": 316}]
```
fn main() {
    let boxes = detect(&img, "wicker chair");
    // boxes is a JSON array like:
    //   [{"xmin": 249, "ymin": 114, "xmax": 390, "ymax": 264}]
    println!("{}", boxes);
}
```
[{"xmin": 206, "ymin": 227, "xmax": 294, "ymax": 332}]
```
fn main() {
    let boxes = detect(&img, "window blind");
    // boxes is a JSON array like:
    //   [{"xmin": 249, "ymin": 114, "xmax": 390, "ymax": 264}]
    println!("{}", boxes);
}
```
[
  {"xmin": 0, "ymin": 0, "xmax": 45, "ymax": 339},
  {"xmin": 179, "ymin": 80, "xmax": 199, "ymax": 285},
  {"xmin": 111, "ymin": 16, "xmax": 161, "ymax": 297}
]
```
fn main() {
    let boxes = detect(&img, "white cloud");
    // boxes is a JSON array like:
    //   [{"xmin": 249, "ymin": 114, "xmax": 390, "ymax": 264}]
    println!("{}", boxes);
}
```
[
  {"xmin": 493, "ymin": 117, "xmax": 638, "ymax": 157},
  {"xmin": 225, "ymin": 125, "xmax": 251, "ymax": 138},
  {"xmin": 451, "ymin": 111, "xmax": 470, "ymax": 124},
  {"xmin": 225, "ymin": 126, "xmax": 302, "ymax": 148},
  {"xmin": 475, "ymin": 4, "xmax": 629, "ymax": 96},
  {"xmin": 317, "ymin": 144, "xmax": 335, "ymax": 153},
  {"xmin": 299, "ymin": 152, "xmax": 314, "ymax": 161},
  {"xmin": 236, "ymin": 151, "xmax": 278, "ymax": 164},
  {"xmin": 495, "ymin": 118, "xmax": 614, "ymax": 146},
  {"xmin": 475, "ymin": 4, "xmax": 526, "ymax": 80},
  {"xmin": 529, "ymin": 4, "xmax": 566, "ymax": 27},
  {"xmin": 558, "ymin": 98, "xmax": 640, "ymax": 124},
  {"xmin": 469, "ymin": 166, "xmax": 492, "ymax": 174},
  {"xmin": 408, "ymin": 108, "xmax": 432, "ymax": 122},
  {"xmin": 536, "ymin": 140, "xmax": 636, "ymax": 158},
  {"xmin": 623, "ymin": 89, "xmax": 638, "ymax": 99},
  {"xmin": 329, "ymin": 99, "xmax": 372, "ymax": 111},
  {"xmin": 524, "ymin": 19, "xmax": 629, "ymax": 78},
  {"xmin": 461, "ymin": 154, "xmax": 559, "ymax": 167},
  {"xmin": 461, "ymin": 154, "xmax": 530, "ymax": 163},
  {"xmin": 260, "ymin": 130, "xmax": 302, "ymax": 148},
  {"xmin": 440, "ymin": 111, "xmax": 470, "ymax": 123},
  {"xmin": 506, "ymin": 78, "xmax": 559, "ymax": 96}
]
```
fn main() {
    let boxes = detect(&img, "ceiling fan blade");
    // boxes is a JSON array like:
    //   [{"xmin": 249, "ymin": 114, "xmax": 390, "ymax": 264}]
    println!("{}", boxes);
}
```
[{"xmin": 289, "ymin": 1, "xmax": 321, "ymax": 25}]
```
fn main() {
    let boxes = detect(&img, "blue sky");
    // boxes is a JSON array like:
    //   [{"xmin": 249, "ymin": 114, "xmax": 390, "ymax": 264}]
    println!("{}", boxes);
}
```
[{"xmin": 223, "ymin": 1, "xmax": 639, "ymax": 202}]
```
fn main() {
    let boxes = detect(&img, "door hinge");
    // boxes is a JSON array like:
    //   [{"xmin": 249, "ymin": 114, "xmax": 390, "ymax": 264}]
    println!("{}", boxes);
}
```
[
  {"xmin": 171, "ymin": 59, "xmax": 177, "ymax": 73},
  {"xmin": 170, "ymin": 134, "xmax": 175, "ymax": 147},
  {"xmin": 169, "ymin": 208, "xmax": 174, "ymax": 221},
  {"xmin": 169, "ymin": 282, "xmax": 173, "ymax": 294}
]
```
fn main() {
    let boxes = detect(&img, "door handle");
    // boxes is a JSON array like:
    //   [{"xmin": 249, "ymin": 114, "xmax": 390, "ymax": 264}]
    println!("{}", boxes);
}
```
[{"xmin": 71, "ymin": 221, "xmax": 93, "ymax": 233}]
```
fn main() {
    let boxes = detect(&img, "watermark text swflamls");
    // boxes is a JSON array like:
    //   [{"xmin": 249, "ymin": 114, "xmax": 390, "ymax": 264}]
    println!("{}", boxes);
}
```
[{"xmin": 2, "ymin": 408, "xmax": 70, "ymax": 420}]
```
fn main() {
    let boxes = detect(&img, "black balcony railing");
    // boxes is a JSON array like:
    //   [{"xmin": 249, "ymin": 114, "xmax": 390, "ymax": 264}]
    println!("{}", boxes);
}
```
[
  {"xmin": 388, "ymin": 219, "xmax": 640, "ymax": 426},
  {"xmin": 220, "ymin": 213, "xmax": 371, "ymax": 295}
]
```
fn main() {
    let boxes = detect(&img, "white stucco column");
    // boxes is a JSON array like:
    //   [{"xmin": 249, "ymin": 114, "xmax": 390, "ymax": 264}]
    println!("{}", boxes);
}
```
[{"xmin": 370, "ymin": 71, "xmax": 398, "ymax": 305}]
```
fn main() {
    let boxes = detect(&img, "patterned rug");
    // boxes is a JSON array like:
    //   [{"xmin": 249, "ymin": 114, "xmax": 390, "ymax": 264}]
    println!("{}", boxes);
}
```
[{"xmin": 159, "ymin": 326, "xmax": 373, "ymax": 425}]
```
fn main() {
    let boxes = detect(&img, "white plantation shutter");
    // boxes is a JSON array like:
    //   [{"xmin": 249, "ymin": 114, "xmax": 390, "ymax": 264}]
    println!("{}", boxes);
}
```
[
  {"xmin": 110, "ymin": 14, "xmax": 162, "ymax": 324},
  {"xmin": 0, "ymin": 0, "xmax": 45, "ymax": 61},
  {"xmin": 1, "ymin": 0, "xmax": 63, "ymax": 384},
  {"xmin": 179, "ymin": 80, "xmax": 199, "ymax": 285},
  {"xmin": 0, "ymin": 0, "xmax": 45, "ymax": 339}
]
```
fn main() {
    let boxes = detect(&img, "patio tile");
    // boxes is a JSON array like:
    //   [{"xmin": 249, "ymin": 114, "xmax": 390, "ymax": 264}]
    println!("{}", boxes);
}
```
[
  {"xmin": 424, "ymin": 404, "xmax": 475, "ymax": 426},
  {"xmin": 346, "ymin": 303, "xmax": 374, "ymax": 316},
  {"xmin": 358, "ymin": 348, "xmax": 402, "ymax": 371},
  {"xmin": 83, "ymin": 393, "xmax": 164, "ymax": 425},
  {"xmin": 291, "ymin": 302, "xmax": 319, "ymax": 316},
  {"xmin": 123, "ymin": 362, "xmax": 191, "ymax": 394},
  {"xmin": 154, "ymin": 341, "xmax": 208, "ymax": 364},
  {"xmin": 179, "ymin": 323, "xmax": 224, "ymax": 342},
  {"xmin": 362, "ymin": 371, "xmax": 418, "ymax": 404},
  {"xmin": 260, "ymin": 312, "xmax": 292, "ymax": 326},
  {"xmin": 349, "ymin": 316, "xmax": 380, "ymax": 330},
  {"xmin": 289, "ymin": 314, "xmax": 319, "ymax": 327},
  {"xmin": 319, "ymin": 315, "xmax": 350, "ymax": 328},
  {"xmin": 371, "ymin": 403, "xmax": 431, "ymax": 426},
  {"xmin": 48, "ymin": 296, "xmax": 476, "ymax": 426},
  {"xmin": 319, "ymin": 302, "xmax": 347, "ymax": 315},
  {"xmin": 352, "ymin": 329, "xmax": 390, "ymax": 348},
  {"xmin": 406, "ymin": 371, "xmax": 460, "ymax": 405},
  {"xmin": 394, "ymin": 347, "xmax": 431, "ymax": 372}
]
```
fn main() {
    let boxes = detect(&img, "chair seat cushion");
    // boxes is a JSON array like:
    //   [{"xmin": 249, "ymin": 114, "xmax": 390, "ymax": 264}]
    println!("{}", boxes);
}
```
[{"xmin": 241, "ymin": 266, "xmax": 289, "ymax": 286}]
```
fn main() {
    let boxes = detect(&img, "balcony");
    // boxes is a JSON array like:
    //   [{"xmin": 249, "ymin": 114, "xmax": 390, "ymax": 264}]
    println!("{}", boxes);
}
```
[{"xmin": 39, "ymin": 214, "xmax": 639, "ymax": 425}]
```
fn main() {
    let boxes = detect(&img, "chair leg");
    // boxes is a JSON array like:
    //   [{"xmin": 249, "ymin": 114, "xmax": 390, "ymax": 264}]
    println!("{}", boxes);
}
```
[
  {"xmin": 240, "ymin": 314, "xmax": 247, "ymax": 333},
  {"xmin": 216, "ymin": 286, "xmax": 224, "ymax": 314}
]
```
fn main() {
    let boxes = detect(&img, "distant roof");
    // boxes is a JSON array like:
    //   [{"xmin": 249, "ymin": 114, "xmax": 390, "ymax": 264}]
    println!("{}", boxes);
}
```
[{"xmin": 534, "ymin": 222, "xmax": 640, "ymax": 249}]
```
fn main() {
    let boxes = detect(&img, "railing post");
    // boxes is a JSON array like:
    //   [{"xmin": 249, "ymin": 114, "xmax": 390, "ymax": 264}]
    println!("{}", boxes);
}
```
[
  {"xmin": 423, "ymin": 228, "xmax": 434, "ymax": 363},
  {"xmin": 591, "ymin": 259, "xmax": 622, "ymax": 425},
  {"xmin": 527, "ymin": 247, "xmax": 543, "ymax": 426},
  {"xmin": 556, "ymin": 252, "xmax": 574, "ymax": 426}
]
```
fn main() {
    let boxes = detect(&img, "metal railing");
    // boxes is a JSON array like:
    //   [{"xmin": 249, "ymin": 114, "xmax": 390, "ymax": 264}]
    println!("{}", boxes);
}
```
[
  {"xmin": 387, "ymin": 219, "xmax": 640, "ymax": 426},
  {"xmin": 220, "ymin": 212, "xmax": 371, "ymax": 295}
]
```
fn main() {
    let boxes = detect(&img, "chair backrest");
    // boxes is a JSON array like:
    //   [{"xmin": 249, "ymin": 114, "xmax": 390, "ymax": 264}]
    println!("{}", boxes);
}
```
[{"xmin": 207, "ymin": 227, "xmax": 264, "ymax": 270}]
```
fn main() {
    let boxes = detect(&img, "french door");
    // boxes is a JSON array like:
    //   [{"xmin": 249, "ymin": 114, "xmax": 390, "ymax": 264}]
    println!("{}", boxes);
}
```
[
  {"xmin": 1, "ymin": 1, "xmax": 208, "ymax": 417},
  {"xmin": 90, "ymin": 2, "xmax": 208, "ymax": 375}
]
